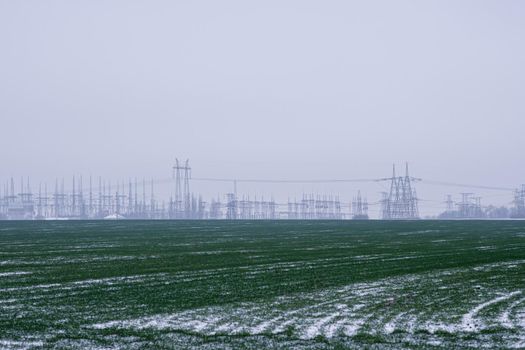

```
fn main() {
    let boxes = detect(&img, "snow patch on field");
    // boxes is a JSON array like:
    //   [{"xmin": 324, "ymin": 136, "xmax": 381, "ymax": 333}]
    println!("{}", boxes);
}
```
[
  {"xmin": 0, "ymin": 271, "xmax": 32, "ymax": 277},
  {"xmin": 498, "ymin": 297, "xmax": 525, "ymax": 328},
  {"xmin": 0, "ymin": 273, "xmax": 167, "ymax": 293},
  {"xmin": 90, "ymin": 278, "xmax": 390, "ymax": 338},
  {"xmin": 461, "ymin": 291, "xmax": 521, "ymax": 332},
  {"xmin": 0, "ymin": 340, "xmax": 43, "ymax": 349},
  {"xmin": 89, "ymin": 260, "xmax": 525, "ymax": 348}
]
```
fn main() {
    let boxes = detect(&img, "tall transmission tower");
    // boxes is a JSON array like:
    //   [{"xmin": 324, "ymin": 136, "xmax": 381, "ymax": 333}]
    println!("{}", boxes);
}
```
[
  {"xmin": 173, "ymin": 158, "xmax": 191, "ymax": 218},
  {"xmin": 459, "ymin": 193, "xmax": 474, "ymax": 218},
  {"xmin": 512, "ymin": 184, "xmax": 525, "ymax": 218},
  {"xmin": 380, "ymin": 163, "xmax": 420, "ymax": 220},
  {"xmin": 226, "ymin": 193, "xmax": 237, "ymax": 220},
  {"xmin": 183, "ymin": 159, "xmax": 191, "ymax": 218},
  {"xmin": 89, "ymin": 176, "xmax": 93, "ymax": 218},
  {"xmin": 352, "ymin": 190, "xmax": 369, "ymax": 220},
  {"xmin": 173, "ymin": 159, "xmax": 182, "ymax": 218},
  {"xmin": 128, "ymin": 180, "xmax": 133, "ymax": 217},
  {"xmin": 445, "ymin": 194, "xmax": 454, "ymax": 213}
]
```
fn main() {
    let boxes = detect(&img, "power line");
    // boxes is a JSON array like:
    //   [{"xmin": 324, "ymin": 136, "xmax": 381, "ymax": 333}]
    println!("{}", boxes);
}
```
[
  {"xmin": 192, "ymin": 177, "xmax": 376, "ymax": 184},
  {"xmin": 0, "ymin": 176, "xmax": 517, "ymax": 194},
  {"xmin": 420, "ymin": 180, "xmax": 514, "ymax": 192}
]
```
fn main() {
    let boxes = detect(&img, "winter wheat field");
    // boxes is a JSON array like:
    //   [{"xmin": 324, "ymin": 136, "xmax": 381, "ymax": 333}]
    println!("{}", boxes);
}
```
[{"xmin": 1, "ymin": 221, "xmax": 525, "ymax": 349}]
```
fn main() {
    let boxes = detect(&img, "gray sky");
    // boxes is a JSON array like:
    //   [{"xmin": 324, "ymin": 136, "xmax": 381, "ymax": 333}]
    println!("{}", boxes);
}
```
[{"xmin": 1, "ymin": 1, "xmax": 524, "ymax": 216}]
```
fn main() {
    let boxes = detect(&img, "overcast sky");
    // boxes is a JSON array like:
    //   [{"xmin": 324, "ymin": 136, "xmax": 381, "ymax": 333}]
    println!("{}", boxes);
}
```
[{"xmin": 1, "ymin": 1, "xmax": 524, "ymax": 215}]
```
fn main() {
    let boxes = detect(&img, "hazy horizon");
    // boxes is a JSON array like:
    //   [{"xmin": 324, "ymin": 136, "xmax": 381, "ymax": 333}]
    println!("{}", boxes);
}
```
[{"xmin": 1, "ymin": 1, "xmax": 524, "ymax": 216}]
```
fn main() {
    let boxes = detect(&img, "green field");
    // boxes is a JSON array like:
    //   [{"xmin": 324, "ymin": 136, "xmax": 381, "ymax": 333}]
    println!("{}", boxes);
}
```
[{"xmin": 1, "ymin": 220, "xmax": 525, "ymax": 349}]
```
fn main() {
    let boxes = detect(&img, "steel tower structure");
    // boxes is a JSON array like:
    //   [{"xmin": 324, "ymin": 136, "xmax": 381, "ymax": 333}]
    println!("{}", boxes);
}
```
[{"xmin": 380, "ymin": 163, "xmax": 420, "ymax": 219}]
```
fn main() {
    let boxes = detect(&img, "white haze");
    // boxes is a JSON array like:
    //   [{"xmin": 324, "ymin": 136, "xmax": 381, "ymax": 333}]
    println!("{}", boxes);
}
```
[{"xmin": 1, "ymin": 1, "xmax": 524, "ymax": 216}]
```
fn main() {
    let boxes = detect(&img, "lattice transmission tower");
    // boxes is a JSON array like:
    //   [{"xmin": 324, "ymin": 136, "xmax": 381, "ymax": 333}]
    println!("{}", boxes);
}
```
[
  {"xmin": 172, "ymin": 158, "xmax": 191, "ymax": 219},
  {"xmin": 380, "ymin": 163, "xmax": 420, "ymax": 220},
  {"xmin": 512, "ymin": 185, "xmax": 525, "ymax": 218}
]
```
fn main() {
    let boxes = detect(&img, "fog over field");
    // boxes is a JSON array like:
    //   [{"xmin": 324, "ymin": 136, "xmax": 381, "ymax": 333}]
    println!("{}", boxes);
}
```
[{"xmin": 1, "ymin": 1, "xmax": 524, "ymax": 215}]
